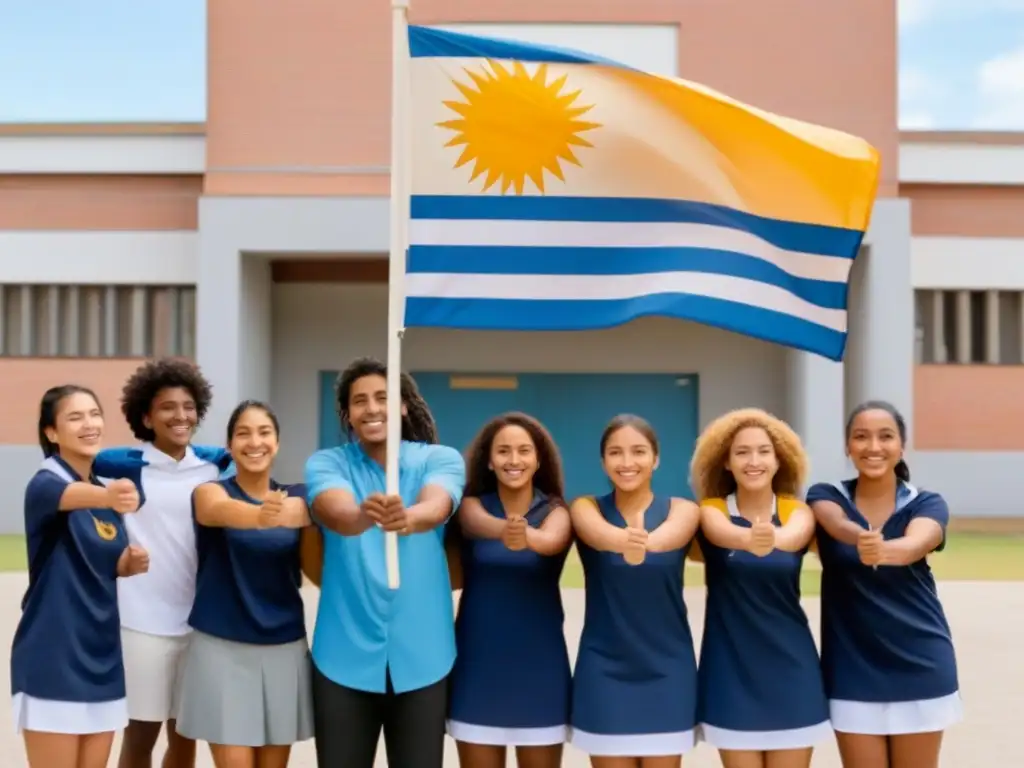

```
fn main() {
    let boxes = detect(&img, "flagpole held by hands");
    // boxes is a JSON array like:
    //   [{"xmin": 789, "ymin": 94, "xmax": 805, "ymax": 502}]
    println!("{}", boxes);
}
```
[{"xmin": 384, "ymin": 0, "xmax": 411, "ymax": 590}]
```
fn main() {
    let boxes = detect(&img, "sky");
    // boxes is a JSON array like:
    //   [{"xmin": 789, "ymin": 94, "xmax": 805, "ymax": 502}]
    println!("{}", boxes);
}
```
[{"xmin": 0, "ymin": 0, "xmax": 1022, "ymax": 129}]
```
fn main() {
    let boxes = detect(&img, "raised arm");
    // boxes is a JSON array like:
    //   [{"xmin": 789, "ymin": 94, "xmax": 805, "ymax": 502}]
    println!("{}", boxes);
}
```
[
  {"xmin": 806, "ymin": 483, "xmax": 862, "ymax": 546},
  {"xmin": 699, "ymin": 503, "xmax": 751, "ymax": 550},
  {"xmin": 305, "ymin": 450, "xmax": 373, "ymax": 537},
  {"xmin": 405, "ymin": 446, "xmax": 466, "ymax": 534},
  {"xmin": 774, "ymin": 504, "xmax": 816, "ymax": 552},
  {"xmin": 193, "ymin": 483, "xmax": 263, "ymax": 528},
  {"xmin": 27, "ymin": 470, "xmax": 139, "ymax": 516},
  {"xmin": 647, "ymin": 498, "xmax": 701, "ymax": 553},
  {"xmin": 569, "ymin": 497, "xmax": 627, "ymax": 553},
  {"xmin": 457, "ymin": 496, "xmax": 505, "ymax": 539},
  {"xmin": 879, "ymin": 494, "xmax": 948, "ymax": 566},
  {"xmin": 525, "ymin": 505, "xmax": 573, "ymax": 556}
]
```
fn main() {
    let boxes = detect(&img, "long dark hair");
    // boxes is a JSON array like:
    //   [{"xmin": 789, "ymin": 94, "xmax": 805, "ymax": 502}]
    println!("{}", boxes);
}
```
[
  {"xmin": 463, "ymin": 412, "xmax": 565, "ymax": 502},
  {"xmin": 845, "ymin": 400, "xmax": 910, "ymax": 482},
  {"xmin": 38, "ymin": 385, "xmax": 102, "ymax": 458},
  {"xmin": 334, "ymin": 357, "xmax": 438, "ymax": 444}
]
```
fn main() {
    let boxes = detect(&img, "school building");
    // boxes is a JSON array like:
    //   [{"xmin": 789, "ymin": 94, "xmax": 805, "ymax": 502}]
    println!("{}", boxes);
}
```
[{"xmin": 0, "ymin": 1, "xmax": 1021, "ymax": 530}]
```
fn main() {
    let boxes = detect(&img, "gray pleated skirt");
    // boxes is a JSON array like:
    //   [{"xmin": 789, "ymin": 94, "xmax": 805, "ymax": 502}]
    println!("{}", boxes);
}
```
[{"xmin": 175, "ymin": 630, "xmax": 314, "ymax": 747}]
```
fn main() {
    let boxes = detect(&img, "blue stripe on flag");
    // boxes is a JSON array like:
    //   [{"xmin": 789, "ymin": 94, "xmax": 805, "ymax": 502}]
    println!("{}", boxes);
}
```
[
  {"xmin": 405, "ymin": 295, "xmax": 847, "ymax": 362},
  {"xmin": 407, "ymin": 246, "xmax": 848, "ymax": 310},
  {"xmin": 410, "ymin": 195, "xmax": 865, "ymax": 259},
  {"xmin": 408, "ymin": 26, "xmax": 617, "ymax": 66}
]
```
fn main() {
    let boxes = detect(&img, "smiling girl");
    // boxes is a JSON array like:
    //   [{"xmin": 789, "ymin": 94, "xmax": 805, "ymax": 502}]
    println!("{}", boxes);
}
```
[
  {"xmin": 12, "ymin": 386, "xmax": 149, "ymax": 768},
  {"xmin": 690, "ymin": 409, "xmax": 829, "ymax": 768},
  {"xmin": 569, "ymin": 414, "xmax": 701, "ymax": 768},
  {"xmin": 448, "ymin": 412, "xmax": 573, "ymax": 768},
  {"xmin": 806, "ymin": 400, "xmax": 961, "ymax": 768},
  {"xmin": 175, "ymin": 400, "xmax": 313, "ymax": 768}
]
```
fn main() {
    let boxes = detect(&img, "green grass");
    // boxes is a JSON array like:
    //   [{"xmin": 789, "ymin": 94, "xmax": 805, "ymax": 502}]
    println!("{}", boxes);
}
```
[
  {"xmin": 557, "ymin": 533, "xmax": 1024, "ymax": 594},
  {"xmin": 0, "ymin": 536, "xmax": 26, "ymax": 572}
]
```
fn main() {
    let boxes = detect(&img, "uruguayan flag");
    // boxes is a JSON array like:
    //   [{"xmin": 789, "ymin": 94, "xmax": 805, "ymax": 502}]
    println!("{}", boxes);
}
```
[{"xmin": 404, "ymin": 26, "xmax": 880, "ymax": 361}]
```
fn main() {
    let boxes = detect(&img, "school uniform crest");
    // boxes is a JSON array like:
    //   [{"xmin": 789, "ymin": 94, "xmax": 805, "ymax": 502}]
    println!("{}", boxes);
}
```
[{"xmin": 92, "ymin": 515, "xmax": 118, "ymax": 541}]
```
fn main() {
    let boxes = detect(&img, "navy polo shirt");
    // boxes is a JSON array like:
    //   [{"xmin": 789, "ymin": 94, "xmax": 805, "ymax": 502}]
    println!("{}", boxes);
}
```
[
  {"xmin": 189, "ymin": 478, "xmax": 307, "ymax": 645},
  {"xmin": 808, "ymin": 480, "xmax": 959, "ymax": 703},
  {"xmin": 11, "ymin": 456, "xmax": 129, "ymax": 702}
]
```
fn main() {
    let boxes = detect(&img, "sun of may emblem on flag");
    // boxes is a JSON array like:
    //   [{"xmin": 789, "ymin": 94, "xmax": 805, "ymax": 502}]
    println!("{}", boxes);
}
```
[{"xmin": 436, "ymin": 60, "xmax": 602, "ymax": 195}]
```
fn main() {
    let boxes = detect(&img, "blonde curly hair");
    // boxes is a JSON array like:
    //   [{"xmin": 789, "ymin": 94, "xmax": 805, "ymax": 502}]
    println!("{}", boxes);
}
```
[{"xmin": 690, "ymin": 408, "xmax": 807, "ymax": 501}]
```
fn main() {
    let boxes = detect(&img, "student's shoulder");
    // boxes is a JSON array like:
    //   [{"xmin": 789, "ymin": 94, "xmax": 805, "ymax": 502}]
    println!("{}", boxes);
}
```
[
  {"xmin": 279, "ymin": 480, "xmax": 308, "ymax": 499},
  {"xmin": 27, "ymin": 465, "xmax": 68, "ymax": 493},
  {"xmin": 805, "ymin": 480, "xmax": 850, "ymax": 504},
  {"xmin": 698, "ymin": 497, "xmax": 729, "ymax": 514},
  {"xmin": 904, "ymin": 486, "xmax": 947, "ymax": 513},
  {"xmin": 191, "ymin": 445, "xmax": 233, "ymax": 471},
  {"xmin": 776, "ymin": 495, "xmax": 808, "ymax": 524},
  {"xmin": 305, "ymin": 445, "xmax": 353, "ymax": 466},
  {"xmin": 94, "ymin": 446, "xmax": 147, "ymax": 477},
  {"xmin": 569, "ymin": 493, "xmax": 605, "ymax": 513},
  {"xmin": 667, "ymin": 496, "xmax": 699, "ymax": 514},
  {"xmin": 399, "ymin": 441, "xmax": 463, "ymax": 471}
]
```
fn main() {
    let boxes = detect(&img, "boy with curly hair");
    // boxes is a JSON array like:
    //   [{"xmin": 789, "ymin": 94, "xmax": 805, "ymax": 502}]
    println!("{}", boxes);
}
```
[{"xmin": 94, "ymin": 358, "xmax": 231, "ymax": 768}]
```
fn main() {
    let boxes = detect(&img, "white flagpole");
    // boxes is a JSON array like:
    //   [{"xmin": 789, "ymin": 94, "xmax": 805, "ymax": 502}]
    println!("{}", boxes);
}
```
[{"xmin": 384, "ymin": 0, "xmax": 411, "ymax": 590}]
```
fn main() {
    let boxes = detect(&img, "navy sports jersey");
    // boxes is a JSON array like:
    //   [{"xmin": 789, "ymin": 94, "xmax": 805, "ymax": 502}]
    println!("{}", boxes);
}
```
[
  {"xmin": 697, "ymin": 496, "xmax": 828, "ymax": 733},
  {"xmin": 11, "ymin": 457, "xmax": 129, "ymax": 702},
  {"xmin": 449, "ymin": 492, "xmax": 571, "ymax": 731},
  {"xmin": 807, "ymin": 480, "xmax": 958, "ymax": 703},
  {"xmin": 571, "ymin": 494, "xmax": 698, "ymax": 737},
  {"xmin": 189, "ymin": 478, "xmax": 307, "ymax": 645}
]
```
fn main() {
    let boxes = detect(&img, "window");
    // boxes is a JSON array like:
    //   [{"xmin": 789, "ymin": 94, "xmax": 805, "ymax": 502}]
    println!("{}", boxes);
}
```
[
  {"xmin": 915, "ymin": 289, "xmax": 1023, "ymax": 365},
  {"xmin": 0, "ymin": 285, "xmax": 196, "ymax": 358}
]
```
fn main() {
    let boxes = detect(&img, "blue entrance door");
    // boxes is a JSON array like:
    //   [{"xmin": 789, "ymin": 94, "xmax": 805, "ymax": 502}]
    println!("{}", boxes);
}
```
[{"xmin": 320, "ymin": 371, "xmax": 698, "ymax": 500}]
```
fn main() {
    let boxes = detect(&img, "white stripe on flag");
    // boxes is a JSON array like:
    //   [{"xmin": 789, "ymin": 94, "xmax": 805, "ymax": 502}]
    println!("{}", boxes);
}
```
[
  {"xmin": 404, "ymin": 271, "xmax": 847, "ymax": 332},
  {"xmin": 409, "ymin": 220, "xmax": 852, "ymax": 284}
]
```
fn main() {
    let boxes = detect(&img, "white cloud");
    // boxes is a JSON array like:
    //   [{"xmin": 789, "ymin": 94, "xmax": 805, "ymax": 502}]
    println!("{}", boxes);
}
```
[{"xmin": 975, "ymin": 45, "xmax": 1024, "ymax": 128}]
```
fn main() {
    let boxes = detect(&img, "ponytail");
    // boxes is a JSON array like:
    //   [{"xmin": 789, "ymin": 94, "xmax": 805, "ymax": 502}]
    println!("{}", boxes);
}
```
[{"xmin": 895, "ymin": 458, "xmax": 911, "ymax": 483}]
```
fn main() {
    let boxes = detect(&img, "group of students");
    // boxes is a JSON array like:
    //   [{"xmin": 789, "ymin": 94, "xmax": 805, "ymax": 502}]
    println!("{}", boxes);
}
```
[{"xmin": 10, "ymin": 354, "xmax": 961, "ymax": 768}]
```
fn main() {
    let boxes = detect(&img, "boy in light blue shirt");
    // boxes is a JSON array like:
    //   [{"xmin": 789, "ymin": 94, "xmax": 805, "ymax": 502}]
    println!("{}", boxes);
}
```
[{"xmin": 305, "ymin": 357, "xmax": 465, "ymax": 768}]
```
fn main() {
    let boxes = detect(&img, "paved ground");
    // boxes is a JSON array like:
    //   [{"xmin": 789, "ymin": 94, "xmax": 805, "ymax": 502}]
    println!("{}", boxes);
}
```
[{"xmin": 0, "ymin": 576, "xmax": 1019, "ymax": 767}]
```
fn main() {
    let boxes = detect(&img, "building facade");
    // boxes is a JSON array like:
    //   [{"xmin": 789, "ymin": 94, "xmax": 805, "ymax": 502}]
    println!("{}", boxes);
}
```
[{"xmin": 0, "ymin": 1, "xmax": 1021, "ymax": 529}]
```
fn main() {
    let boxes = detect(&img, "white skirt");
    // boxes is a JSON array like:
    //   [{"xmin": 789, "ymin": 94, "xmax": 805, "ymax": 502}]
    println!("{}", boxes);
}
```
[
  {"xmin": 830, "ymin": 692, "xmax": 964, "ymax": 735},
  {"xmin": 570, "ymin": 727, "xmax": 697, "ymax": 757},
  {"xmin": 447, "ymin": 720, "xmax": 568, "ymax": 746},
  {"xmin": 12, "ymin": 693, "xmax": 128, "ymax": 735},
  {"xmin": 700, "ymin": 720, "xmax": 833, "ymax": 750}
]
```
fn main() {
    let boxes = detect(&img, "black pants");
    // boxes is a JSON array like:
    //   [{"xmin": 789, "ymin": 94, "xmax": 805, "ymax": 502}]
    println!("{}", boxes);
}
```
[{"xmin": 312, "ymin": 664, "xmax": 447, "ymax": 768}]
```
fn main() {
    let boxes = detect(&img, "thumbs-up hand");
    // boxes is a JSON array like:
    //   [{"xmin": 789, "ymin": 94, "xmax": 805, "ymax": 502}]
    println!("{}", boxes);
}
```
[
  {"xmin": 746, "ymin": 517, "xmax": 776, "ymax": 557},
  {"xmin": 857, "ymin": 528, "xmax": 885, "ymax": 567},
  {"xmin": 623, "ymin": 526, "xmax": 648, "ymax": 566},
  {"xmin": 118, "ymin": 544, "xmax": 150, "ymax": 577},
  {"xmin": 502, "ymin": 515, "xmax": 528, "ymax": 551},
  {"xmin": 106, "ymin": 479, "xmax": 140, "ymax": 514},
  {"xmin": 258, "ymin": 489, "xmax": 288, "ymax": 528}
]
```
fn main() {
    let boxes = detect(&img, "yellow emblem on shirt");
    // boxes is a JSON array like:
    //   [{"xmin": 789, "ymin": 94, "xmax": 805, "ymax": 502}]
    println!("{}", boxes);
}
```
[{"xmin": 92, "ymin": 515, "xmax": 118, "ymax": 541}]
